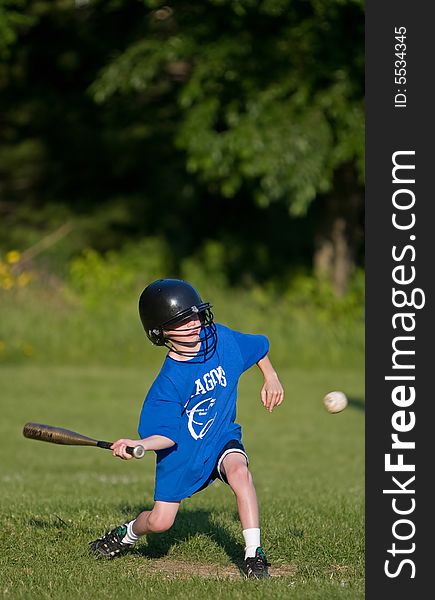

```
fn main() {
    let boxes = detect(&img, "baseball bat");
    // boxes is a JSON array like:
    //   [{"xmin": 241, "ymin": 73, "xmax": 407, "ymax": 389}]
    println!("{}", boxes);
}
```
[{"xmin": 22, "ymin": 422, "xmax": 145, "ymax": 459}]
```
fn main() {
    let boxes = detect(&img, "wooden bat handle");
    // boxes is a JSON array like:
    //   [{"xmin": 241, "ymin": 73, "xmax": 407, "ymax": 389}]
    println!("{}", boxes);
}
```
[{"xmin": 97, "ymin": 441, "xmax": 145, "ymax": 459}]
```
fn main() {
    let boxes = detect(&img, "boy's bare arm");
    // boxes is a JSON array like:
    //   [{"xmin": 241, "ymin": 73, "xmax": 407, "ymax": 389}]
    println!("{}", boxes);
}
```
[
  {"xmin": 111, "ymin": 435, "xmax": 175, "ymax": 460},
  {"xmin": 257, "ymin": 354, "xmax": 284, "ymax": 413}
]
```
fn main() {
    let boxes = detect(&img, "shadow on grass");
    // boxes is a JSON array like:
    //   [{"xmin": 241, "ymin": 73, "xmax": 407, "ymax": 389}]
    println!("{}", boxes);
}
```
[
  {"xmin": 119, "ymin": 505, "xmax": 244, "ymax": 569},
  {"xmin": 27, "ymin": 515, "xmax": 69, "ymax": 529},
  {"xmin": 348, "ymin": 396, "xmax": 365, "ymax": 412}
]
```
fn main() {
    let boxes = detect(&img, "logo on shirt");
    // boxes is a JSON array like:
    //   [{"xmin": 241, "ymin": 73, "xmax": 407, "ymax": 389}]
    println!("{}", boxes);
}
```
[
  {"xmin": 186, "ymin": 397, "xmax": 217, "ymax": 440},
  {"xmin": 192, "ymin": 366, "xmax": 227, "ymax": 397},
  {"xmin": 183, "ymin": 366, "xmax": 227, "ymax": 440}
]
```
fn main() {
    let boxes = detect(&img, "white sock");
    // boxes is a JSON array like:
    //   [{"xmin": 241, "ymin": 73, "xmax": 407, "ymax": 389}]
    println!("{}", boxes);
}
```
[
  {"xmin": 121, "ymin": 520, "xmax": 140, "ymax": 545},
  {"xmin": 243, "ymin": 527, "xmax": 261, "ymax": 559}
]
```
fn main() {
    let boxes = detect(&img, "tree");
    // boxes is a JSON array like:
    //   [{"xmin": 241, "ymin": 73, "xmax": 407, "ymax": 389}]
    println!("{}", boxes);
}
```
[
  {"xmin": 91, "ymin": 0, "xmax": 364, "ymax": 292},
  {"xmin": 0, "ymin": 0, "xmax": 34, "ymax": 59},
  {"xmin": 1, "ymin": 0, "xmax": 363, "ymax": 293}
]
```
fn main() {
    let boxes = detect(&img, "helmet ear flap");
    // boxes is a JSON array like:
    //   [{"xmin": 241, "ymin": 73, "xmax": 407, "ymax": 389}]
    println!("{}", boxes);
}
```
[{"xmin": 147, "ymin": 327, "xmax": 165, "ymax": 346}]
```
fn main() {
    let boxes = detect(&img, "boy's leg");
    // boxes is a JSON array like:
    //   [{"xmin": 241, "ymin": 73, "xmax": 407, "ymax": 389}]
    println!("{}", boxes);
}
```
[
  {"xmin": 220, "ymin": 453, "xmax": 259, "ymax": 529},
  {"xmin": 220, "ymin": 452, "xmax": 270, "ymax": 578},
  {"xmin": 131, "ymin": 500, "xmax": 180, "ymax": 535},
  {"xmin": 89, "ymin": 500, "xmax": 180, "ymax": 558}
]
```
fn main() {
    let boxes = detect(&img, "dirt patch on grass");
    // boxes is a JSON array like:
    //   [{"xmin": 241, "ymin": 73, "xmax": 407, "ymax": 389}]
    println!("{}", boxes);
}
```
[
  {"xmin": 325, "ymin": 563, "xmax": 356, "ymax": 578},
  {"xmin": 141, "ymin": 559, "xmax": 297, "ymax": 580}
]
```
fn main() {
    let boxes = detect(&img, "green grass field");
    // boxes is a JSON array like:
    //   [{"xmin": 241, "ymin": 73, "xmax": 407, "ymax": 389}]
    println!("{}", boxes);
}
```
[{"xmin": 1, "ymin": 365, "xmax": 364, "ymax": 599}]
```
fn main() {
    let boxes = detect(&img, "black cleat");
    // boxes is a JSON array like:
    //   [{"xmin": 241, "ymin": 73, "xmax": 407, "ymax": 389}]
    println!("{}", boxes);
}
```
[
  {"xmin": 89, "ymin": 524, "xmax": 131, "ymax": 559},
  {"xmin": 243, "ymin": 547, "xmax": 271, "ymax": 579}
]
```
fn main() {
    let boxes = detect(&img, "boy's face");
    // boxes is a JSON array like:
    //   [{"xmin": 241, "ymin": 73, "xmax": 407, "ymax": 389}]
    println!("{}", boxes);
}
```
[{"xmin": 163, "ymin": 316, "xmax": 202, "ymax": 347}]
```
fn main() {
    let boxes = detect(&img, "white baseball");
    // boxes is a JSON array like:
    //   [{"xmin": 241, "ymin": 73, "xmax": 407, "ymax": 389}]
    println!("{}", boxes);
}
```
[{"xmin": 323, "ymin": 391, "xmax": 348, "ymax": 414}]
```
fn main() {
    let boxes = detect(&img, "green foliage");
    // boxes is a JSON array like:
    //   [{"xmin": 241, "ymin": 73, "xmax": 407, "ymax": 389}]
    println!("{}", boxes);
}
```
[
  {"xmin": 181, "ymin": 240, "xmax": 229, "ymax": 288},
  {"xmin": 69, "ymin": 238, "xmax": 170, "ymax": 307},
  {"xmin": 0, "ymin": 0, "xmax": 34, "ymax": 59},
  {"xmin": 178, "ymin": 98, "xmax": 335, "ymax": 213},
  {"xmin": 92, "ymin": 0, "xmax": 364, "ymax": 214},
  {"xmin": 0, "ymin": 242, "xmax": 364, "ymax": 369},
  {"xmin": 283, "ymin": 268, "xmax": 364, "ymax": 323},
  {"xmin": 1, "ymin": 0, "xmax": 364, "ymax": 298}
]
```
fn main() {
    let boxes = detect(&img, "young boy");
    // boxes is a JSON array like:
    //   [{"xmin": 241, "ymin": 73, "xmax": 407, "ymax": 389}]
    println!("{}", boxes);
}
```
[{"xmin": 89, "ymin": 278, "xmax": 284, "ymax": 579}]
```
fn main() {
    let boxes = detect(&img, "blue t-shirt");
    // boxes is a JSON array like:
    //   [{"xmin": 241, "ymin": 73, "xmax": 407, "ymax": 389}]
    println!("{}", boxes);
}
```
[{"xmin": 138, "ymin": 323, "xmax": 269, "ymax": 502}]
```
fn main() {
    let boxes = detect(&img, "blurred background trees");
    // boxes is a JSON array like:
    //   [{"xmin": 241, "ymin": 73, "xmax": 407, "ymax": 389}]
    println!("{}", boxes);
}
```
[{"xmin": 0, "ymin": 0, "xmax": 364, "ymax": 367}]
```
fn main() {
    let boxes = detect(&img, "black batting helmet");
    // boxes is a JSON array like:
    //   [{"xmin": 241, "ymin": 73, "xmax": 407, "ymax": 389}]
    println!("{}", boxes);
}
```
[{"xmin": 138, "ymin": 279, "xmax": 217, "ymax": 359}]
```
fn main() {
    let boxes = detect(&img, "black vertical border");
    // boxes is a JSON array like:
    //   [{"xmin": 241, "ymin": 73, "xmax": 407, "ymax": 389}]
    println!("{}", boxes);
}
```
[{"xmin": 366, "ymin": 1, "xmax": 434, "ymax": 597}]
